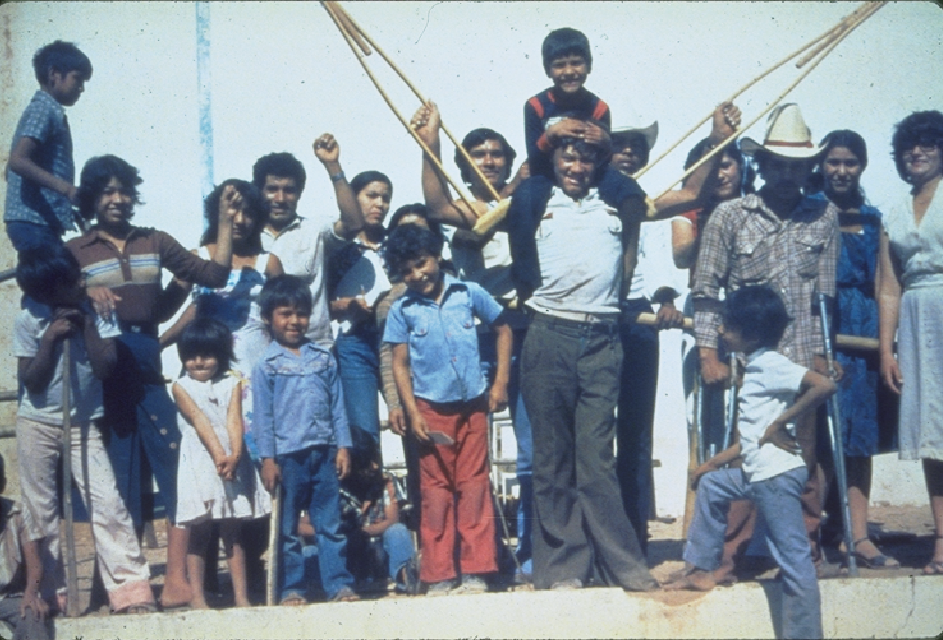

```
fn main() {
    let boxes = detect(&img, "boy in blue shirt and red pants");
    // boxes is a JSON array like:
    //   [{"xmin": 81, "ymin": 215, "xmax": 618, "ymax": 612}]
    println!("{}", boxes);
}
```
[{"xmin": 384, "ymin": 224, "xmax": 511, "ymax": 596}]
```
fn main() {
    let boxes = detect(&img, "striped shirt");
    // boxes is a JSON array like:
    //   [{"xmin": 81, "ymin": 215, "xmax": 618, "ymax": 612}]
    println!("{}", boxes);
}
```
[
  {"xmin": 67, "ymin": 227, "xmax": 229, "ymax": 324},
  {"xmin": 692, "ymin": 193, "xmax": 838, "ymax": 368},
  {"xmin": 4, "ymin": 91, "xmax": 76, "ymax": 231}
]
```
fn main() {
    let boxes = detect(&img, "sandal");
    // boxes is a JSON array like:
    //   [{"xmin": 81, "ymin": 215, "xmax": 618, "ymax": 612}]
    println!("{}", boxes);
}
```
[
  {"xmin": 851, "ymin": 537, "xmax": 900, "ymax": 569},
  {"xmin": 116, "ymin": 603, "xmax": 158, "ymax": 615},
  {"xmin": 924, "ymin": 561, "xmax": 943, "ymax": 575},
  {"xmin": 279, "ymin": 594, "xmax": 307, "ymax": 607},
  {"xmin": 331, "ymin": 587, "xmax": 360, "ymax": 602}
]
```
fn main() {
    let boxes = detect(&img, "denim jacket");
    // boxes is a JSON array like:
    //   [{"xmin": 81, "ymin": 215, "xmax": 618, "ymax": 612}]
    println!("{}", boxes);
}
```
[{"xmin": 252, "ymin": 341, "xmax": 351, "ymax": 459}]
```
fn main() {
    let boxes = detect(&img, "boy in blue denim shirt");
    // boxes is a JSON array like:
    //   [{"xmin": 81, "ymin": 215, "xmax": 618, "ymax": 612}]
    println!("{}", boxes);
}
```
[
  {"xmin": 383, "ymin": 225, "xmax": 511, "ymax": 596},
  {"xmin": 252, "ymin": 275, "xmax": 359, "ymax": 604}
]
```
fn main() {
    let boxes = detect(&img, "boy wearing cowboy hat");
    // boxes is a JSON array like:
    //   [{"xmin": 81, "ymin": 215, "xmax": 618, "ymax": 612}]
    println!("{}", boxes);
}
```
[{"xmin": 688, "ymin": 103, "xmax": 839, "ymax": 587}]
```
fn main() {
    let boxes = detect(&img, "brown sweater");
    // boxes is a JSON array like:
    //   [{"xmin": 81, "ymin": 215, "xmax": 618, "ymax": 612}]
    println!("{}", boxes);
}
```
[{"xmin": 67, "ymin": 227, "xmax": 229, "ymax": 325}]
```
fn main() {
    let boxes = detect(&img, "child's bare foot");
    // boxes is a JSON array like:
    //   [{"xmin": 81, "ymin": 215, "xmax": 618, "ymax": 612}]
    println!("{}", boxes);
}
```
[
  {"xmin": 280, "ymin": 594, "xmax": 307, "ymax": 606},
  {"xmin": 189, "ymin": 597, "xmax": 209, "ymax": 610},
  {"xmin": 662, "ymin": 568, "xmax": 718, "ymax": 592},
  {"xmin": 234, "ymin": 597, "xmax": 251, "ymax": 608}
]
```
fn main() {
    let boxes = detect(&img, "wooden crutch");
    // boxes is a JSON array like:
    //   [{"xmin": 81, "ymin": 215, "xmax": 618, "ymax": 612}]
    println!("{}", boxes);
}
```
[
  {"xmin": 682, "ymin": 366, "xmax": 704, "ymax": 537},
  {"xmin": 60, "ymin": 338, "xmax": 80, "ymax": 616},
  {"xmin": 321, "ymin": 1, "xmax": 511, "ymax": 233},
  {"xmin": 266, "ymin": 486, "xmax": 281, "ymax": 606}
]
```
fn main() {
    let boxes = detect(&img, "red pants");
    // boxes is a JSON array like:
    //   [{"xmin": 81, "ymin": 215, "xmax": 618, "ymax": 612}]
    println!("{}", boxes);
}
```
[{"xmin": 416, "ymin": 397, "xmax": 497, "ymax": 583}]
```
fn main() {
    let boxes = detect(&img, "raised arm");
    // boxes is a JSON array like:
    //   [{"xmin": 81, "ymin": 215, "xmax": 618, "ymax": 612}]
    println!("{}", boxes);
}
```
[
  {"xmin": 411, "ymin": 101, "xmax": 487, "ymax": 228},
  {"xmin": 314, "ymin": 134, "xmax": 363, "ymax": 239},
  {"xmin": 876, "ymin": 229, "xmax": 903, "ymax": 394},
  {"xmin": 653, "ymin": 103, "xmax": 741, "ymax": 217}
]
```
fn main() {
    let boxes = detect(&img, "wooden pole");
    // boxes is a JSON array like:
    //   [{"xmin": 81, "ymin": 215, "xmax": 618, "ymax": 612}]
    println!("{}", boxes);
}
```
[
  {"xmin": 266, "ymin": 488, "xmax": 280, "ymax": 606},
  {"xmin": 637, "ymin": 1, "xmax": 886, "ymax": 189},
  {"xmin": 326, "ymin": 1, "xmax": 504, "ymax": 205},
  {"xmin": 321, "ymin": 1, "xmax": 498, "ymax": 218},
  {"xmin": 61, "ymin": 338, "xmax": 80, "ymax": 617},
  {"xmin": 633, "ymin": 312, "xmax": 879, "ymax": 350}
]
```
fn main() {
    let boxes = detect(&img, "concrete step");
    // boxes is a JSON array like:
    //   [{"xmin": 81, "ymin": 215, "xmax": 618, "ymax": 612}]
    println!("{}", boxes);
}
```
[{"xmin": 53, "ymin": 574, "xmax": 942, "ymax": 639}]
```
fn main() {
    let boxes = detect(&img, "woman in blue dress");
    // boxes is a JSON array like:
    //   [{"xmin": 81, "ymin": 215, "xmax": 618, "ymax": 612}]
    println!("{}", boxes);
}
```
[{"xmin": 811, "ymin": 130, "xmax": 898, "ymax": 568}]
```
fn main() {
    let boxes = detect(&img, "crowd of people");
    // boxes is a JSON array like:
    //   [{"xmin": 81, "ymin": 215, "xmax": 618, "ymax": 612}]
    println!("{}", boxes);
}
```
[{"xmin": 2, "ymin": 29, "xmax": 942, "ymax": 639}]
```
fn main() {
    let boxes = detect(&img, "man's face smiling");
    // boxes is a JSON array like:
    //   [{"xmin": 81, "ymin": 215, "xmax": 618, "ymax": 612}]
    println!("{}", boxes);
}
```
[
  {"xmin": 468, "ymin": 139, "xmax": 510, "ymax": 190},
  {"xmin": 262, "ymin": 176, "xmax": 300, "ymax": 231},
  {"xmin": 553, "ymin": 144, "xmax": 597, "ymax": 200}
]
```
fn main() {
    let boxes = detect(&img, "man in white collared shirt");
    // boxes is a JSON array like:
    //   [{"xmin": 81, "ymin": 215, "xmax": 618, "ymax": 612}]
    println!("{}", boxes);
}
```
[{"xmin": 253, "ymin": 137, "xmax": 363, "ymax": 348}]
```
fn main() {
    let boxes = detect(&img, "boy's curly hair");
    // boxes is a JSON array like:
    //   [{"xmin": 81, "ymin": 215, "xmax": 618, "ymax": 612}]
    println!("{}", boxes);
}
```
[
  {"xmin": 33, "ymin": 40, "xmax": 92, "ymax": 84},
  {"xmin": 723, "ymin": 285, "xmax": 790, "ymax": 350},
  {"xmin": 383, "ymin": 224, "xmax": 443, "ymax": 277}
]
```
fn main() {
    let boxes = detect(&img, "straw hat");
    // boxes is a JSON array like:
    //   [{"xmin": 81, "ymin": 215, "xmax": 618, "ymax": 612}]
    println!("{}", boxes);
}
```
[
  {"xmin": 740, "ymin": 103, "xmax": 822, "ymax": 159},
  {"xmin": 611, "ymin": 120, "xmax": 659, "ymax": 153}
]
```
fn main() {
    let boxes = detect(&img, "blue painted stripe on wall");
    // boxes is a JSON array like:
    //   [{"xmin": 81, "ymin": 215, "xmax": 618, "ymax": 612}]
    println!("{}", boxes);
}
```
[{"xmin": 196, "ymin": 2, "xmax": 213, "ymax": 203}]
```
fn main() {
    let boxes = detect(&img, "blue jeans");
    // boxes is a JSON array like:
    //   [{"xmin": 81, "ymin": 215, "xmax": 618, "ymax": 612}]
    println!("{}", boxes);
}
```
[
  {"xmin": 5, "ymin": 221, "xmax": 63, "ymax": 252},
  {"xmin": 104, "ymin": 332, "xmax": 181, "ymax": 528},
  {"xmin": 480, "ymin": 325, "xmax": 533, "ymax": 574},
  {"xmin": 685, "ymin": 467, "xmax": 822, "ymax": 640},
  {"xmin": 382, "ymin": 522, "xmax": 416, "ymax": 583},
  {"xmin": 336, "ymin": 331, "xmax": 381, "ymax": 450},
  {"xmin": 277, "ymin": 446, "xmax": 353, "ymax": 600}
]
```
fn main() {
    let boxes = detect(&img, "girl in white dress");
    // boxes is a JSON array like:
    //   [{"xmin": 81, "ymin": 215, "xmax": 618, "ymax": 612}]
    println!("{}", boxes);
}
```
[{"xmin": 173, "ymin": 318, "xmax": 271, "ymax": 608}]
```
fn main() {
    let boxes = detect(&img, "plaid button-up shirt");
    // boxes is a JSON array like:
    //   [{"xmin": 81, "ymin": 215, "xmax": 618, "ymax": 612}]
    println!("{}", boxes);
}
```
[
  {"xmin": 692, "ymin": 193, "xmax": 839, "ymax": 368},
  {"xmin": 3, "ymin": 91, "xmax": 76, "ymax": 231}
]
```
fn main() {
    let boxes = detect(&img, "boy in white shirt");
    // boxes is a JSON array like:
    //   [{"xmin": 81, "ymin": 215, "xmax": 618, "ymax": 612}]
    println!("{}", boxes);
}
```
[{"xmin": 667, "ymin": 285, "xmax": 836, "ymax": 640}]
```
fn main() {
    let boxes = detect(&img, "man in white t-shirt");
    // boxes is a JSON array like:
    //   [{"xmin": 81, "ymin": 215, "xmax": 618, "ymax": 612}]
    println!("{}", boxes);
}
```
[
  {"xmin": 668, "ymin": 285, "xmax": 834, "ymax": 640},
  {"xmin": 252, "ymin": 136, "xmax": 364, "ymax": 348}
]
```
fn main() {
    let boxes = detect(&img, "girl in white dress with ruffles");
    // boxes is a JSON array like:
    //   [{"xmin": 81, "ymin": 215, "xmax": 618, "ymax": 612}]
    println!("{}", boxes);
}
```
[{"xmin": 173, "ymin": 318, "xmax": 271, "ymax": 608}]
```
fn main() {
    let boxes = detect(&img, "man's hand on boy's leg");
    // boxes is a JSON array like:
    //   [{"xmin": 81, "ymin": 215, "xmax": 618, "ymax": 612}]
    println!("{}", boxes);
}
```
[
  {"xmin": 759, "ymin": 420, "xmax": 800, "ymax": 455},
  {"xmin": 336, "ymin": 448, "xmax": 350, "ymax": 480},
  {"xmin": 262, "ymin": 458, "xmax": 281, "ymax": 494}
]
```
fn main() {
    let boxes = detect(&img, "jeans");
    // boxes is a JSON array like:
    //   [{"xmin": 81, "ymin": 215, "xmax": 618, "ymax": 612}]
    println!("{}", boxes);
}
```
[
  {"xmin": 104, "ymin": 332, "xmax": 181, "ymax": 528},
  {"xmin": 617, "ymin": 299, "xmax": 658, "ymax": 555},
  {"xmin": 685, "ymin": 467, "xmax": 822, "ymax": 640},
  {"xmin": 479, "ymin": 325, "xmax": 533, "ymax": 574},
  {"xmin": 336, "ymin": 331, "xmax": 381, "ymax": 450},
  {"xmin": 277, "ymin": 446, "xmax": 353, "ymax": 600},
  {"xmin": 522, "ymin": 313, "xmax": 654, "ymax": 591},
  {"xmin": 5, "ymin": 221, "xmax": 63, "ymax": 252}
]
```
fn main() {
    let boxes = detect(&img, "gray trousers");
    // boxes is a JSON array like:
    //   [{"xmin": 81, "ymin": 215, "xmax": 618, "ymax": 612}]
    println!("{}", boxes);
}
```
[
  {"xmin": 521, "ymin": 314, "xmax": 655, "ymax": 591},
  {"xmin": 685, "ymin": 467, "xmax": 822, "ymax": 640}
]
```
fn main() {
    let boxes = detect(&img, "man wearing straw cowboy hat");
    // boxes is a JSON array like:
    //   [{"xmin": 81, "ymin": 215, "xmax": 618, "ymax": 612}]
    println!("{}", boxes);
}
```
[{"xmin": 685, "ymin": 102, "xmax": 839, "ymax": 588}]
